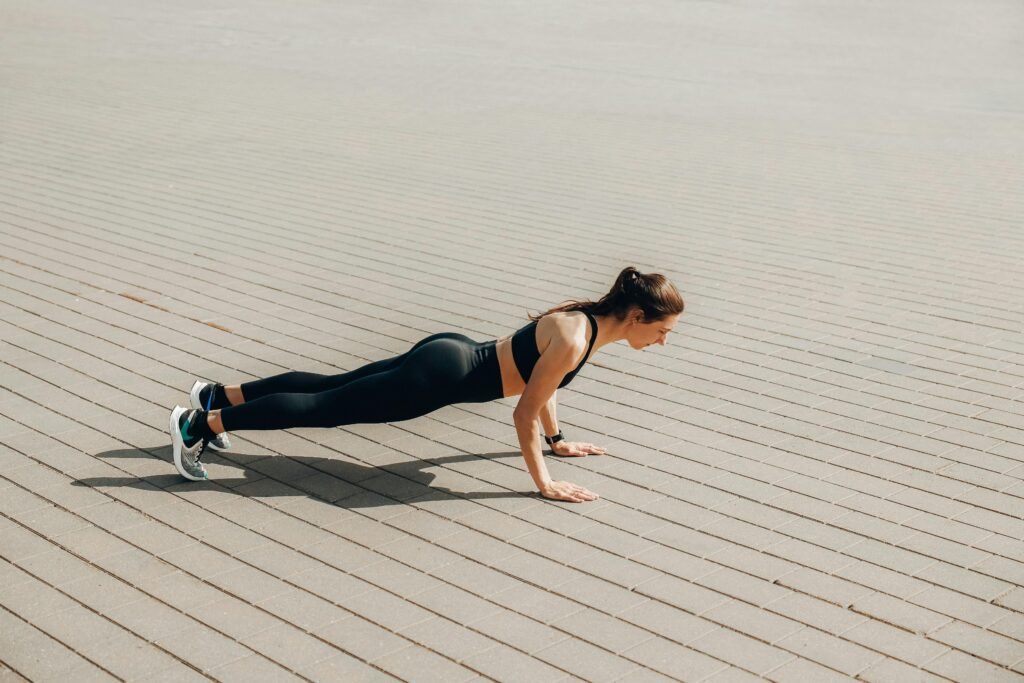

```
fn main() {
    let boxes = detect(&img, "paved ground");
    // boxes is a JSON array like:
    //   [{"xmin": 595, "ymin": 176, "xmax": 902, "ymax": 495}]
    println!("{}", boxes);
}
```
[{"xmin": 2, "ymin": 0, "xmax": 1023, "ymax": 680}]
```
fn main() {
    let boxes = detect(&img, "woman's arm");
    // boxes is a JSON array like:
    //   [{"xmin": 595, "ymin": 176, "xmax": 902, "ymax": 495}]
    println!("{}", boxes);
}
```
[
  {"xmin": 538, "ymin": 391, "xmax": 559, "ymax": 440},
  {"xmin": 513, "ymin": 339, "xmax": 599, "ymax": 503}
]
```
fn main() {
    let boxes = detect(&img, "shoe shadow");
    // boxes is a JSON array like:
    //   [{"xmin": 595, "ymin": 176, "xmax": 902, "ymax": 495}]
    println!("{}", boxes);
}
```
[{"xmin": 75, "ymin": 444, "xmax": 530, "ymax": 510}]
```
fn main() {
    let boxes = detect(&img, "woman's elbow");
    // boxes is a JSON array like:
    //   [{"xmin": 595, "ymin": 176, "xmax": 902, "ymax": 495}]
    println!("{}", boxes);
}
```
[{"xmin": 512, "ymin": 407, "xmax": 537, "ymax": 426}]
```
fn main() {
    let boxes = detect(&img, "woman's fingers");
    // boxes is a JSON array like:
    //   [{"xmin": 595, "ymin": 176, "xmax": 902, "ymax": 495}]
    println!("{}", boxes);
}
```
[{"xmin": 543, "ymin": 481, "xmax": 599, "ymax": 502}]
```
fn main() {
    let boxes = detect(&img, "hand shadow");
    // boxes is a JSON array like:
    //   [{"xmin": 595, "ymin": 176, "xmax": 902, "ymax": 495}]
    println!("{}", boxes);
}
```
[{"xmin": 74, "ymin": 443, "xmax": 533, "ymax": 511}]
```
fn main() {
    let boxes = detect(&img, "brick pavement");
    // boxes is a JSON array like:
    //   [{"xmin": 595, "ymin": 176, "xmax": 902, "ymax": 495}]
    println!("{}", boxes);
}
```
[{"xmin": 1, "ymin": 0, "xmax": 1023, "ymax": 681}]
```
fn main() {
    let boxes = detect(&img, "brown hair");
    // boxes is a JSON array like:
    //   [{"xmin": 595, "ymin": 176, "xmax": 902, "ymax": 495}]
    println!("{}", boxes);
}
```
[{"xmin": 528, "ymin": 266, "xmax": 684, "ymax": 323}]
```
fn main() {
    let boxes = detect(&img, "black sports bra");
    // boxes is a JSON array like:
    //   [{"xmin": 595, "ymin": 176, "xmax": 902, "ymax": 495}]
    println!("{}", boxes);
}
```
[{"xmin": 511, "ymin": 310, "xmax": 598, "ymax": 389}]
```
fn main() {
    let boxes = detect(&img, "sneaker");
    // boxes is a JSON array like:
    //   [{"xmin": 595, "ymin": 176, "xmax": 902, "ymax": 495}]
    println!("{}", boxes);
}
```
[
  {"xmin": 169, "ymin": 406, "xmax": 209, "ymax": 481},
  {"xmin": 189, "ymin": 380, "xmax": 231, "ymax": 451}
]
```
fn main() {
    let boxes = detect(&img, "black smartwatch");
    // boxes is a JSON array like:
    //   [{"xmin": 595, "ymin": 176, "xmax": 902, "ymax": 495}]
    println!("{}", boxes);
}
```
[{"xmin": 544, "ymin": 431, "xmax": 565, "ymax": 446}]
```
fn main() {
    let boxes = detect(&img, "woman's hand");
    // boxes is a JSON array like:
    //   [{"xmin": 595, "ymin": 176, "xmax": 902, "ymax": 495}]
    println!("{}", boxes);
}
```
[
  {"xmin": 551, "ymin": 441, "xmax": 607, "ymax": 457},
  {"xmin": 540, "ymin": 480, "xmax": 600, "ymax": 503}
]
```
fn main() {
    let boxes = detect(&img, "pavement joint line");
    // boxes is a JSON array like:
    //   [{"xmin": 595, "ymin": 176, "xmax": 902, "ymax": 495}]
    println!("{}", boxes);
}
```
[
  {"xmin": 6, "ymin": 78, "xmax": 1020, "ymax": 178},
  {"xmin": 3, "ymin": 260, "xmax": 1021, "ymax": 531},
  {"xmin": 4, "ymin": 331, "xmax": 1019, "ymax": 618},
  {"xmin": 4, "ymin": 167, "xmax": 1019, "ymax": 358},
  {"xmin": 0, "ymin": 487, "xmax": 476, "ymax": 682},
  {"xmin": 0, "ymin": 526, "xmax": 214, "ymax": 681},
  {"xmin": 2, "ymin": 211, "xmax": 1015, "ymax": 448},
  {"xmin": 4, "ymin": 122, "xmax": 1019, "ymax": 333},
  {"xmin": 6, "ymin": 189, "xmax": 1015, "ymax": 411},
  {"xmin": 4, "ymin": 15, "xmax": 1024, "ymax": 671},
  {"xmin": 4, "ymin": 432, "xmax": 966, "ymax": 679},
  {"xmin": 4, "ymin": 96, "xmax": 1019, "ymax": 259},
  {"xmin": 4, "ymin": 325, "xmax": 1019, "ymax": 602},
  {"xmin": 1, "ymin": 465, "xmax": 633, "ymax": 682},
  {"xmin": 5, "ymin": 408, "xmax": 1022, "ymax": 678}
]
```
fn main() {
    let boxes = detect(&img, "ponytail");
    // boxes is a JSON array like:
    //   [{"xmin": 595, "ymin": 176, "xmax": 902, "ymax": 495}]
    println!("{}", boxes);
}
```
[{"xmin": 528, "ymin": 266, "xmax": 684, "ymax": 323}]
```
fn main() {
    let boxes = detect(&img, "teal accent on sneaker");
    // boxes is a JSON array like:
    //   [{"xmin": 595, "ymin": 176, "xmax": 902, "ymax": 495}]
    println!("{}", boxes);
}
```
[{"xmin": 181, "ymin": 414, "xmax": 195, "ymax": 441}]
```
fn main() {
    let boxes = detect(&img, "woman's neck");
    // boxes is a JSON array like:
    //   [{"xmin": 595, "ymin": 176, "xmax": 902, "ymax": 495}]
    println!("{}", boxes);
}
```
[{"xmin": 591, "ymin": 313, "xmax": 630, "ymax": 351}]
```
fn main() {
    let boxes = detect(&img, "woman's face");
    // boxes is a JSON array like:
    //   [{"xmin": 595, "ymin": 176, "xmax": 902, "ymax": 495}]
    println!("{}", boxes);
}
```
[{"xmin": 628, "ymin": 313, "xmax": 680, "ymax": 350}]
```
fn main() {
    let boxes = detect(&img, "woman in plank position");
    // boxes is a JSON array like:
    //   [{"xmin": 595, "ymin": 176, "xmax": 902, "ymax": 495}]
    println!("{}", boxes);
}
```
[{"xmin": 170, "ymin": 266, "xmax": 683, "ymax": 502}]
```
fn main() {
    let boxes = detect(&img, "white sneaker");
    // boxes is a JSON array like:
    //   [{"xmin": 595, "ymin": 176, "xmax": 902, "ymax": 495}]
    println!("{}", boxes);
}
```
[
  {"xmin": 169, "ymin": 406, "xmax": 208, "ymax": 481},
  {"xmin": 189, "ymin": 380, "xmax": 232, "ymax": 451}
]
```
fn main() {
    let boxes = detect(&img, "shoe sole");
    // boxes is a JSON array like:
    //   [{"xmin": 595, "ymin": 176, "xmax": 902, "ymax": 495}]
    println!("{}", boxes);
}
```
[
  {"xmin": 169, "ymin": 405, "xmax": 206, "ymax": 481},
  {"xmin": 189, "ymin": 380, "xmax": 230, "ymax": 451}
]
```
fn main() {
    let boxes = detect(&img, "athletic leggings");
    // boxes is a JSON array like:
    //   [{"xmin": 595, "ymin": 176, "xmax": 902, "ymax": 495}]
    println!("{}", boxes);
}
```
[{"xmin": 218, "ymin": 333, "xmax": 503, "ymax": 432}]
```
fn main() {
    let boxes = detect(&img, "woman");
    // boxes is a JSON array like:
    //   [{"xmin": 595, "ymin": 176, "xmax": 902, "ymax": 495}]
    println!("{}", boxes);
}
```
[{"xmin": 170, "ymin": 266, "xmax": 684, "ymax": 503}]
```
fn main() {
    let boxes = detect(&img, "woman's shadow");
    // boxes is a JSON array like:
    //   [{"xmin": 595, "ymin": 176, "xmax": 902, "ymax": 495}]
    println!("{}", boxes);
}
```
[{"xmin": 74, "ymin": 443, "xmax": 532, "ymax": 510}]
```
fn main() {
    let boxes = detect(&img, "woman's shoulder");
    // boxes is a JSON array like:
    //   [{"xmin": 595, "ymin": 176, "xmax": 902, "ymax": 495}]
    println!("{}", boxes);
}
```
[{"xmin": 537, "ymin": 311, "xmax": 590, "ymax": 353}]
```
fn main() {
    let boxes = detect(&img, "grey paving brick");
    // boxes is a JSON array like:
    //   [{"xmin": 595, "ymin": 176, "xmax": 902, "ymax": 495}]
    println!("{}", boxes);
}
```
[
  {"xmin": 256, "ymin": 589, "xmax": 352, "ymax": 630},
  {"xmin": 301, "ymin": 652, "xmax": 397, "ymax": 683},
  {"xmin": 621, "ymin": 636, "xmax": 731, "ymax": 681},
  {"xmin": 460, "ymin": 644, "xmax": 572, "ymax": 683},
  {"xmin": 410, "ymin": 583, "xmax": 502, "ymax": 625},
  {"xmin": 316, "ymin": 615, "xmax": 413, "ymax": 662},
  {"xmin": 397, "ymin": 616, "xmax": 498, "ymax": 662},
  {"xmin": 909, "ymin": 585, "xmax": 1009, "ymax": 629},
  {"xmin": 153, "ymin": 622, "xmax": 256, "ymax": 673},
  {"xmin": 337, "ymin": 587, "xmax": 436, "ymax": 632},
  {"xmin": 857, "ymin": 657, "xmax": 948, "ymax": 683},
  {"xmin": 243, "ymin": 625, "xmax": 344, "ymax": 676},
  {"xmin": 929, "ymin": 620, "xmax": 1023, "ymax": 668},
  {"xmin": 701, "ymin": 599, "xmax": 804, "ymax": 646},
  {"xmin": 207, "ymin": 654, "xmax": 306, "ymax": 682},
  {"xmin": 534, "ymin": 636, "xmax": 640, "ymax": 682},
  {"xmin": 774, "ymin": 626, "xmax": 883, "ymax": 676},
  {"xmin": 465, "ymin": 608, "xmax": 568, "ymax": 655},
  {"xmin": 765, "ymin": 657, "xmax": 852, "ymax": 683},
  {"xmin": 924, "ymin": 649, "xmax": 1023, "ymax": 683},
  {"xmin": 840, "ymin": 619, "xmax": 950, "ymax": 667},
  {"xmin": 0, "ymin": 606, "xmax": 115, "ymax": 682},
  {"xmin": 850, "ymin": 592, "xmax": 950, "ymax": 635},
  {"xmin": 4, "ymin": 0, "xmax": 1024, "ymax": 676},
  {"xmin": 373, "ymin": 644, "xmax": 481, "ymax": 682},
  {"xmin": 688, "ymin": 627, "xmax": 797, "ymax": 676}
]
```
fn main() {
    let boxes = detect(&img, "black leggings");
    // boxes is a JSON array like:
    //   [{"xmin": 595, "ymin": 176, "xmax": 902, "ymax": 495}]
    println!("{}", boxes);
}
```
[{"xmin": 218, "ymin": 333, "xmax": 503, "ymax": 432}]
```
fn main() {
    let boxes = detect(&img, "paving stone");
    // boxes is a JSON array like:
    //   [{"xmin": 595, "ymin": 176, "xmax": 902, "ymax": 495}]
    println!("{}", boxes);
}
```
[
  {"xmin": 398, "ymin": 616, "xmax": 498, "ymax": 662},
  {"xmin": 688, "ymin": 627, "xmax": 797, "ymax": 676},
  {"xmin": 764, "ymin": 657, "xmax": 850, "ymax": 683},
  {"xmin": 207, "ymin": 654, "xmax": 305, "ymax": 682},
  {"xmin": 923, "ymin": 649, "xmax": 1023, "ymax": 683},
  {"xmin": 466, "ymin": 608, "xmax": 568, "ymax": 655},
  {"xmin": 840, "ymin": 619, "xmax": 949, "ymax": 667},
  {"xmin": 850, "ymin": 593, "xmax": 950, "ymax": 635},
  {"xmin": 0, "ymin": 607, "xmax": 115, "ymax": 682},
  {"xmin": 302, "ymin": 653, "xmax": 399, "ymax": 682},
  {"xmin": 929, "ymin": 620, "xmax": 1023, "ymax": 667},
  {"xmin": 153, "ymin": 622, "xmax": 255, "ymax": 673},
  {"xmin": 621, "ymin": 636, "xmax": 731, "ymax": 681},
  {"xmin": 857, "ymin": 657, "xmax": 948, "ymax": 683},
  {"xmin": 701, "ymin": 599, "xmax": 804, "ymax": 645},
  {"xmin": 4, "ymin": 0, "xmax": 1024, "ymax": 678},
  {"xmin": 773, "ymin": 627, "xmax": 882, "ymax": 676},
  {"xmin": 533, "ymin": 636, "xmax": 640, "ymax": 682},
  {"xmin": 316, "ymin": 616, "xmax": 412, "ymax": 662},
  {"xmin": 617, "ymin": 601, "xmax": 719, "ymax": 645},
  {"xmin": 373, "ymin": 644, "xmax": 480, "ymax": 683},
  {"xmin": 243, "ymin": 624, "xmax": 345, "ymax": 675},
  {"xmin": 103, "ymin": 598, "xmax": 201, "ymax": 644}
]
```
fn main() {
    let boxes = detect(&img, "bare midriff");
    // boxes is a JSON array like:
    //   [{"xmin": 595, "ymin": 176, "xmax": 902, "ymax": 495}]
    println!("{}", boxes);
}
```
[{"xmin": 495, "ymin": 334, "xmax": 526, "ymax": 399}]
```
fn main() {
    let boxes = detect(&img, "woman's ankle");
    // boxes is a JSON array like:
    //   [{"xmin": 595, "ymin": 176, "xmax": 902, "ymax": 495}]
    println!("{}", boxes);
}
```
[
  {"xmin": 207, "ymin": 410, "xmax": 226, "ymax": 435},
  {"xmin": 224, "ymin": 385, "xmax": 245, "ymax": 406}
]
